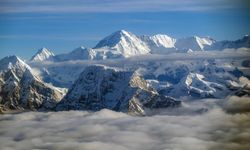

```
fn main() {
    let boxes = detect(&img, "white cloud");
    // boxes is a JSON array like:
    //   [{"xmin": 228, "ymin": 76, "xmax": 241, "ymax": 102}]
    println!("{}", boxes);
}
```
[
  {"xmin": 222, "ymin": 96, "xmax": 250, "ymax": 113},
  {"xmin": 0, "ymin": 97, "xmax": 249, "ymax": 150}
]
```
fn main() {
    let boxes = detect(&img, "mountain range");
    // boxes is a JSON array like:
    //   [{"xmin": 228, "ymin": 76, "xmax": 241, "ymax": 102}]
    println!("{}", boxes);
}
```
[
  {"xmin": 1, "ymin": 30, "xmax": 250, "ymax": 114},
  {"xmin": 30, "ymin": 30, "xmax": 250, "ymax": 62}
]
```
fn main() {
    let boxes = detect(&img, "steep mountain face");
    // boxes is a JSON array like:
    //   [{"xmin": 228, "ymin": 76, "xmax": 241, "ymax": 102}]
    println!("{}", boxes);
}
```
[
  {"xmin": 30, "ymin": 47, "xmax": 55, "ymax": 61},
  {"xmin": 94, "ymin": 30, "xmax": 151, "ymax": 57},
  {"xmin": 0, "ymin": 55, "xmax": 31, "ymax": 76},
  {"xmin": 0, "ymin": 56, "xmax": 63, "ymax": 112},
  {"xmin": 149, "ymin": 34, "xmax": 176, "ymax": 48},
  {"xmin": 175, "ymin": 36, "xmax": 215, "ymax": 51},
  {"xmin": 56, "ymin": 65, "xmax": 180, "ymax": 115},
  {"xmin": 140, "ymin": 34, "xmax": 177, "ymax": 54}
]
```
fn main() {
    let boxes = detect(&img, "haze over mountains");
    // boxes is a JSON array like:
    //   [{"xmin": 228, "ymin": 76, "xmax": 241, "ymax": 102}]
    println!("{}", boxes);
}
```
[{"xmin": 30, "ymin": 30, "xmax": 250, "ymax": 62}]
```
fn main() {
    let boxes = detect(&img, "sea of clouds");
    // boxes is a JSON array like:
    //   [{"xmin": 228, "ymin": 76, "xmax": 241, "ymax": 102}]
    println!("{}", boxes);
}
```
[{"xmin": 0, "ymin": 96, "xmax": 249, "ymax": 150}]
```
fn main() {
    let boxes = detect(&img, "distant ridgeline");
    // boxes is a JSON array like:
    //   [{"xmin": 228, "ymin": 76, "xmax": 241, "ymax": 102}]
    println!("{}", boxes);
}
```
[{"xmin": 29, "ymin": 30, "xmax": 250, "ymax": 62}]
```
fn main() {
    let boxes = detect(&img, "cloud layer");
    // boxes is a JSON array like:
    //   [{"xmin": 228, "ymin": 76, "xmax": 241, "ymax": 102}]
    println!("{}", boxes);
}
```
[
  {"xmin": 0, "ymin": 0, "xmax": 249, "ymax": 13},
  {"xmin": 0, "ymin": 97, "xmax": 250, "ymax": 150}
]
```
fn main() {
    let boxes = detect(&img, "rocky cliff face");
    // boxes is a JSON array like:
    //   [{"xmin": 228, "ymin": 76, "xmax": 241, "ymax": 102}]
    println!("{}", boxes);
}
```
[
  {"xmin": 0, "ymin": 56, "xmax": 63, "ymax": 113},
  {"xmin": 57, "ymin": 65, "xmax": 180, "ymax": 115}
]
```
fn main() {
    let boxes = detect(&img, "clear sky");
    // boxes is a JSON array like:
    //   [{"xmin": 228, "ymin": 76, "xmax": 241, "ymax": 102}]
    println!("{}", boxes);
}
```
[{"xmin": 0, "ymin": 0, "xmax": 249, "ymax": 59}]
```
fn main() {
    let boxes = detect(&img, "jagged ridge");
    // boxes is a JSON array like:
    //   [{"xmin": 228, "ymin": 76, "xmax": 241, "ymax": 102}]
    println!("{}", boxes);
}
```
[
  {"xmin": 0, "ymin": 56, "xmax": 63, "ymax": 112},
  {"xmin": 56, "ymin": 65, "xmax": 180, "ymax": 115}
]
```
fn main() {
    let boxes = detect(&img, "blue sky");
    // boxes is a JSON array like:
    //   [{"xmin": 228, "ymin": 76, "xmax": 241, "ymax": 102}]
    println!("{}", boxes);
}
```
[{"xmin": 0, "ymin": 0, "xmax": 249, "ymax": 59}]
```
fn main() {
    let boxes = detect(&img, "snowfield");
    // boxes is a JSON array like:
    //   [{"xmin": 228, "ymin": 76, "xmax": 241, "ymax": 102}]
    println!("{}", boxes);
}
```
[{"xmin": 0, "ymin": 96, "xmax": 249, "ymax": 150}]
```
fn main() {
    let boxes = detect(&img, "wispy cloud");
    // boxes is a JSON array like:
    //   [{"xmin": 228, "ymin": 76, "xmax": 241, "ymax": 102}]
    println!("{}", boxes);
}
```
[{"xmin": 0, "ymin": 0, "xmax": 249, "ymax": 13}]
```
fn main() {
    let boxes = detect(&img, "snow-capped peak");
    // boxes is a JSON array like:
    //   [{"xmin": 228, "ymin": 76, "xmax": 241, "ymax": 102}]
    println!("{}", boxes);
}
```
[
  {"xmin": 0, "ymin": 55, "xmax": 31, "ymax": 72},
  {"xmin": 95, "ymin": 30, "xmax": 132, "ymax": 48},
  {"xmin": 175, "ymin": 36, "xmax": 216, "ymax": 51},
  {"xmin": 54, "ymin": 46, "xmax": 98, "ymax": 61},
  {"xmin": 149, "ymin": 34, "xmax": 176, "ymax": 48},
  {"xmin": 94, "ymin": 30, "xmax": 150, "ymax": 57},
  {"xmin": 67, "ymin": 46, "xmax": 95, "ymax": 59},
  {"xmin": 195, "ymin": 36, "xmax": 215, "ymax": 47},
  {"xmin": 30, "ymin": 47, "xmax": 55, "ymax": 61}
]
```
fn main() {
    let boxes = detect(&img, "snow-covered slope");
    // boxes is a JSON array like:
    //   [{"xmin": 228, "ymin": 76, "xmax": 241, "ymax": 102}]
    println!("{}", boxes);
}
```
[
  {"xmin": 150, "ymin": 34, "xmax": 176, "ymax": 48},
  {"xmin": 175, "ymin": 36, "xmax": 215, "ymax": 51},
  {"xmin": 56, "ymin": 65, "xmax": 180, "ymax": 115},
  {"xmin": 139, "ymin": 58, "xmax": 249, "ymax": 99},
  {"xmin": 169, "ymin": 72, "xmax": 226, "ymax": 98},
  {"xmin": 141, "ymin": 34, "xmax": 176, "ymax": 48},
  {"xmin": 140, "ymin": 34, "xmax": 177, "ymax": 54},
  {"xmin": 0, "ymin": 56, "xmax": 63, "ymax": 112},
  {"xmin": 30, "ymin": 47, "xmax": 55, "ymax": 62},
  {"xmin": 55, "ymin": 46, "xmax": 123, "ymax": 61},
  {"xmin": 55, "ymin": 46, "xmax": 96, "ymax": 61},
  {"xmin": 94, "ymin": 30, "xmax": 151, "ymax": 57},
  {"xmin": 0, "ymin": 55, "xmax": 31, "ymax": 76}
]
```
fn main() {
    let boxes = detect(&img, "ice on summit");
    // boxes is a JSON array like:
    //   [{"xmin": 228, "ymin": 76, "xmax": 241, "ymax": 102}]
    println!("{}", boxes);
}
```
[
  {"xmin": 175, "ymin": 36, "xmax": 216, "ymax": 51},
  {"xmin": 95, "ymin": 30, "xmax": 151, "ymax": 57},
  {"xmin": 30, "ymin": 47, "xmax": 55, "ymax": 62}
]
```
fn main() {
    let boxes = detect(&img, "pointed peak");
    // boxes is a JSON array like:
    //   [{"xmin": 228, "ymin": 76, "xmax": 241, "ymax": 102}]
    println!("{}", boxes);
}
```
[
  {"xmin": 1, "ymin": 55, "xmax": 22, "ymax": 64},
  {"xmin": 30, "ymin": 47, "xmax": 54, "ymax": 61},
  {"xmin": 37, "ymin": 47, "xmax": 53, "ymax": 54},
  {"xmin": 39, "ymin": 47, "xmax": 48, "ymax": 51},
  {"xmin": 116, "ymin": 29, "xmax": 130, "ymax": 34},
  {"xmin": 0, "ymin": 55, "xmax": 30, "ymax": 71},
  {"xmin": 94, "ymin": 30, "xmax": 135, "ymax": 49},
  {"xmin": 111, "ymin": 30, "xmax": 134, "ymax": 37}
]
